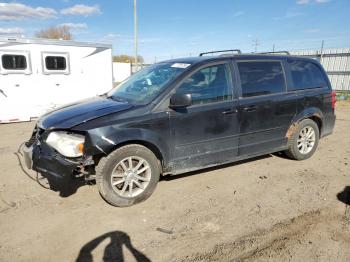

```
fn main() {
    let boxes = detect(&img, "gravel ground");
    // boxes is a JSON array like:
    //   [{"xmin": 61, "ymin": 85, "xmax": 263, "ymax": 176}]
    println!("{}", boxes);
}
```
[{"xmin": 0, "ymin": 103, "xmax": 349, "ymax": 262}]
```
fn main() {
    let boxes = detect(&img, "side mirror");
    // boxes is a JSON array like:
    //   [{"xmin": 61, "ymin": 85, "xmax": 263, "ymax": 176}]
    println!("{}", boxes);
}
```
[{"xmin": 169, "ymin": 93, "xmax": 192, "ymax": 109}]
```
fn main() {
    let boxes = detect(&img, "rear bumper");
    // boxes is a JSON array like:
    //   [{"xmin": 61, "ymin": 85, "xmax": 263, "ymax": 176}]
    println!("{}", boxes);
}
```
[
  {"xmin": 22, "ymin": 142, "xmax": 79, "ymax": 191},
  {"xmin": 321, "ymin": 113, "xmax": 336, "ymax": 138}
]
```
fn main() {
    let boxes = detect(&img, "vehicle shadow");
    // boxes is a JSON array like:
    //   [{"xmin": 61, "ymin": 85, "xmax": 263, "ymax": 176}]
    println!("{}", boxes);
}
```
[
  {"xmin": 46, "ymin": 177, "xmax": 93, "ymax": 198},
  {"xmin": 76, "ymin": 231, "xmax": 150, "ymax": 262},
  {"xmin": 337, "ymin": 186, "xmax": 350, "ymax": 205},
  {"xmin": 161, "ymin": 154, "xmax": 273, "ymax": 182}
]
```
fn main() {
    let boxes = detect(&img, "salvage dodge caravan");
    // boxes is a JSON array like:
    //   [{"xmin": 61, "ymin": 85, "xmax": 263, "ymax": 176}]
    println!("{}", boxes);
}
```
[{"xmin": 23, "ymin": 51, "xmax": 336, "ymax": 207}]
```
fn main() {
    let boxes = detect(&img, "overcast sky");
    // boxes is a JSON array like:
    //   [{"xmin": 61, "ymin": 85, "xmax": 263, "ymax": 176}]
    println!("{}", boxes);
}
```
[{"xmin": 0, "ymin": 0, "xmax": 349, "ymax": 62}]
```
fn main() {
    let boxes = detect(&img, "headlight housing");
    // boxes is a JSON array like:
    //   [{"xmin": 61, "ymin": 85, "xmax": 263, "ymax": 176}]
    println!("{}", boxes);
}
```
[{"xmin": 46, "ymin": 131, "xmax": 85, "ymax": 158}]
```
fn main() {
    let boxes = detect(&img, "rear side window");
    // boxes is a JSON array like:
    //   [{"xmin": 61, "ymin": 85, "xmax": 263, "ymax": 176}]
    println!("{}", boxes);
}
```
[
  {"xmin": 176, "ymin": 63, "xmax": 232, "ymax": 105},
  {"xmin": 237, "ymin": 61, "xmax": 286, "ymax": 97},
  {"xmin": 45, "ymin": 56, "xmax": 66, "ymax": 70},
  {"xmin": 288, "ymin": 60, "xmax": 327, "ymax": 90},
  {"xmin": 2, "ymin": 54, "xmax": 27, "ymax": 70}
]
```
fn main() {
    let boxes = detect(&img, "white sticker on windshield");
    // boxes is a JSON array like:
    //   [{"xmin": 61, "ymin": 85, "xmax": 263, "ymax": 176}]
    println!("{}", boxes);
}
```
[{"xmin": 171, "ymin": 63, "xmax": 191, "ymax": 69}]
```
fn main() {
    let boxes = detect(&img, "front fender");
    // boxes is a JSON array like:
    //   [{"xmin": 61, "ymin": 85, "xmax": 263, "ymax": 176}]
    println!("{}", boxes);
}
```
[{"xmin": 84, "ymin": 126, "xmax": 171, "ymax": 165}]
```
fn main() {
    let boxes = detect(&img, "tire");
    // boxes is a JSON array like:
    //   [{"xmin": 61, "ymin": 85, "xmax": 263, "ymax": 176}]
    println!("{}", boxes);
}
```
[
  {"xmin": 285, "ymin": 119, "xmax": 320, "ymax": 161},
  {"xmin": 96, "ymin": 144, "xmax": 160, "ymax": 207}
]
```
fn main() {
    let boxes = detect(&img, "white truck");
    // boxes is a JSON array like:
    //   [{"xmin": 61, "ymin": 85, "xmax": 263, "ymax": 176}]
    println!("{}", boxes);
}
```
[{"xmin": 0, "ymin": 36, "xmax": 114, "ymax": 123}]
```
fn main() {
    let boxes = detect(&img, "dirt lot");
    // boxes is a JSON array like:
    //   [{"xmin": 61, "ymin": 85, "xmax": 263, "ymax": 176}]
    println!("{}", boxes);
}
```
[{"xmin": 0, "ymin": 104, "xmax": 349, "ymax": 262}]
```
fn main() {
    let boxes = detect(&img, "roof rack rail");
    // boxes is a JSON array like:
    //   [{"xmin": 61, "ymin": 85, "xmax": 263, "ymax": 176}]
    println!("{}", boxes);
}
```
[
  {"xmin": 199, "ymin": 49, "xmax": 242, "ymax": 56},
  {"xmin": 258, "ymin": 51, "xmax": 290, "ymax": 55}
]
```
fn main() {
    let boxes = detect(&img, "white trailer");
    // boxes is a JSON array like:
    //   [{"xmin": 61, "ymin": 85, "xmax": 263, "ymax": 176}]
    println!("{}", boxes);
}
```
[
  {"xmin": 0, "ymin": 36, "xmax": 113, "ymax": 123},
  {"xmin": 113, "ymin": 62, "xmax": 131, "ymax": 83}
]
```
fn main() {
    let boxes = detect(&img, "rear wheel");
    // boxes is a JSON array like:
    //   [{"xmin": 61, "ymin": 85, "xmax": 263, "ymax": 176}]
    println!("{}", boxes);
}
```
[
  {"xmin": 96, "ymin": 144, "xmax": 160, "ymax": 207},
  {"xmin": 285, "ymin": 119, "xmax": 319, "ymax": 160}
]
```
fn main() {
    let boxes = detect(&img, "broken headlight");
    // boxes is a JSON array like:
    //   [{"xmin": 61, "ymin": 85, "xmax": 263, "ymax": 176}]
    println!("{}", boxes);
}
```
[{"xmin": 46, "ymin": 131, "xmax": 85, "ymax": 158}]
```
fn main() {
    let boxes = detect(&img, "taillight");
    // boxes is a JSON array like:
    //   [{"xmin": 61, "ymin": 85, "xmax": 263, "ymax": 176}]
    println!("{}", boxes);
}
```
[{"xmin": 331, "ymin": 91, "xmax": 336, "ymax": 109}]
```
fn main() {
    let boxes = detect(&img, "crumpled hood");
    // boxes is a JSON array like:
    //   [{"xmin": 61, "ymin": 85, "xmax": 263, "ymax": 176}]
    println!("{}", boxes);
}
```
[{"xmin": 38, "ymin": 96, "xmax": 133, "ymax": 129}]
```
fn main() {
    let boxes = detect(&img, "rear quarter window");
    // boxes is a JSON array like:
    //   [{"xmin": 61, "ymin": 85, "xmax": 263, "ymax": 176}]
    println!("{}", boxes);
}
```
[{"xmin": 288, "ymin": 60, "xmax": 328, "ymax": 90}]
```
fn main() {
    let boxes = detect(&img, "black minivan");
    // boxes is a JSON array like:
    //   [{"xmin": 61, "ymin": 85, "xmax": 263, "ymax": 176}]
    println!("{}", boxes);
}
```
[{"xmin": 22, "ymin": 51, "xmax": 336, "ymax": 206}]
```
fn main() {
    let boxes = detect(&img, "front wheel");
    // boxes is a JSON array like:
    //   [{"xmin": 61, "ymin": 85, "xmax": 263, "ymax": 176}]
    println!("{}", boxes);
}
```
[
  {"xmin": 285, "ymin": 119, "xmax": 320, "ymax": 161},
  {"xmin": 96, "ymin": 144, "xmax": 160, "ymax": 207}
]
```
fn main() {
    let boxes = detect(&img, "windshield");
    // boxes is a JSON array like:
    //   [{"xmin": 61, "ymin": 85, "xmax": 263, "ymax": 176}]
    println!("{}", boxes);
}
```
[{"xmin": 108, "ymin": 62, "xmax": 191, "ymax": 104}]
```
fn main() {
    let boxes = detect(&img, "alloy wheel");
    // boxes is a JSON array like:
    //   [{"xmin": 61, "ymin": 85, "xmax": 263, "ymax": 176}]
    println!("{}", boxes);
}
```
[
  {"xmin": 297, "ymin": 126, "xmax": 316, "ymax": 154},
  {"xmin": 110, "ymin": 156, "xmax": 151, "ymax": 198}
]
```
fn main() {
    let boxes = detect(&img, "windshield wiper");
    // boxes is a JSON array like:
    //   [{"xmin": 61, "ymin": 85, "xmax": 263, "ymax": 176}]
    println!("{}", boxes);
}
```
[
  {"xmin": 108, "ymin": 96, "xmax": 129, "ymax": 103},
  {"xmin": 98, "ymin": 93, "xmax": 109, "ymax": 99}
]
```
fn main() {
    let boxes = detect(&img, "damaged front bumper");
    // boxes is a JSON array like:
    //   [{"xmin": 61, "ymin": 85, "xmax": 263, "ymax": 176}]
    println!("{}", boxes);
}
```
[{"xmin": 22, "ymin": 128, "xmax": 91, "ymax": 191}]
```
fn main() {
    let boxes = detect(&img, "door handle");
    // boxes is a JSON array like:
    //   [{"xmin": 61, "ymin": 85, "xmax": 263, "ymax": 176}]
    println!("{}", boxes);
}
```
[
  {"xmin": 242, "ymin": 105, "xmax": 257, "ymax": 112},
  {"xmin": 222, "ymin": 108, "xmax": 238, "ymax": 115},
  {"xmin": 0, "ymin": 89, "xmax": 7, "ymax": 97}
]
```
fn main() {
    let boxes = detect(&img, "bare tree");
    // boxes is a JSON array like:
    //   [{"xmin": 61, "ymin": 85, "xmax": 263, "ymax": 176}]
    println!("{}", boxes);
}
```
[
  {"xmin": 36, "ymin": 25, "xmax": 73, "ymax": 40},
  {"xmin": 113, "ymin": 55, "xmax": 144, "ymax": 63}
]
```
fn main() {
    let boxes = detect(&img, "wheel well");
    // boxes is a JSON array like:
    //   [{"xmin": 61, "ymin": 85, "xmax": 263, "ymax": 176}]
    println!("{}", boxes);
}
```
[
  {"xmin": 286, "ymin": 115, "xmax": 323, "ymax": 139},
  {"xmin": 308, "ymin": 115, "xmax": 322, "ymax": 135},
  {"xmin": 113, "ymin": 140, "xmax": 163, "ymax": 162},
  {"xmin": 92, "ymin": 140, "xmax": 164, "ymax": 176}
]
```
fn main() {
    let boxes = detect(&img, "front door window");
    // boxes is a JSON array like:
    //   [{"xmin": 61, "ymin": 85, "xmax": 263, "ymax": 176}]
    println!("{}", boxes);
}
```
[{"xmin": 176, "ymin": 64, "xmax": 232, "ymax": 105}]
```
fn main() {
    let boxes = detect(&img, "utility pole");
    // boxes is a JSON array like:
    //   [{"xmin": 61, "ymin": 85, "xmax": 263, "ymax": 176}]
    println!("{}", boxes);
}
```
[
  {"xmin": 272, "ymin": 44, "xmax": 275, "ymax": 52},
  {"xmin": 253, "ymin": 38, "xmax": 259, "ymax": 53},
  {"xmin": 134, "ymin": 0, "xmax": 138, "ymax": 71},
  {"xmin": 320, "ymin": 40, "xmax": 325, "ymax": 63}
]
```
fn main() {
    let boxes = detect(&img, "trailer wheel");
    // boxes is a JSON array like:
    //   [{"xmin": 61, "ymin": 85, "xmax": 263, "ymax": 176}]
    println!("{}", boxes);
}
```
[{"xmin": 96, "ymin": 144, "xmax": 160, "ymax": 207}]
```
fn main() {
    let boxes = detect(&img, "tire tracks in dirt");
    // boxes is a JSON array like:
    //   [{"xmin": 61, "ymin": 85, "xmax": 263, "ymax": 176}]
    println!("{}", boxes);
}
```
[{"xmin": 178, "ymin": 208, "xmax": 350, "ymax": 261}]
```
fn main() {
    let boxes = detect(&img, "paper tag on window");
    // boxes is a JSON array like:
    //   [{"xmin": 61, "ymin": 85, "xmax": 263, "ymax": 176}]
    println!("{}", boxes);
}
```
[{"xmin": 171, "ymin": 63, "xmax": 191, "ymax": 69}]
